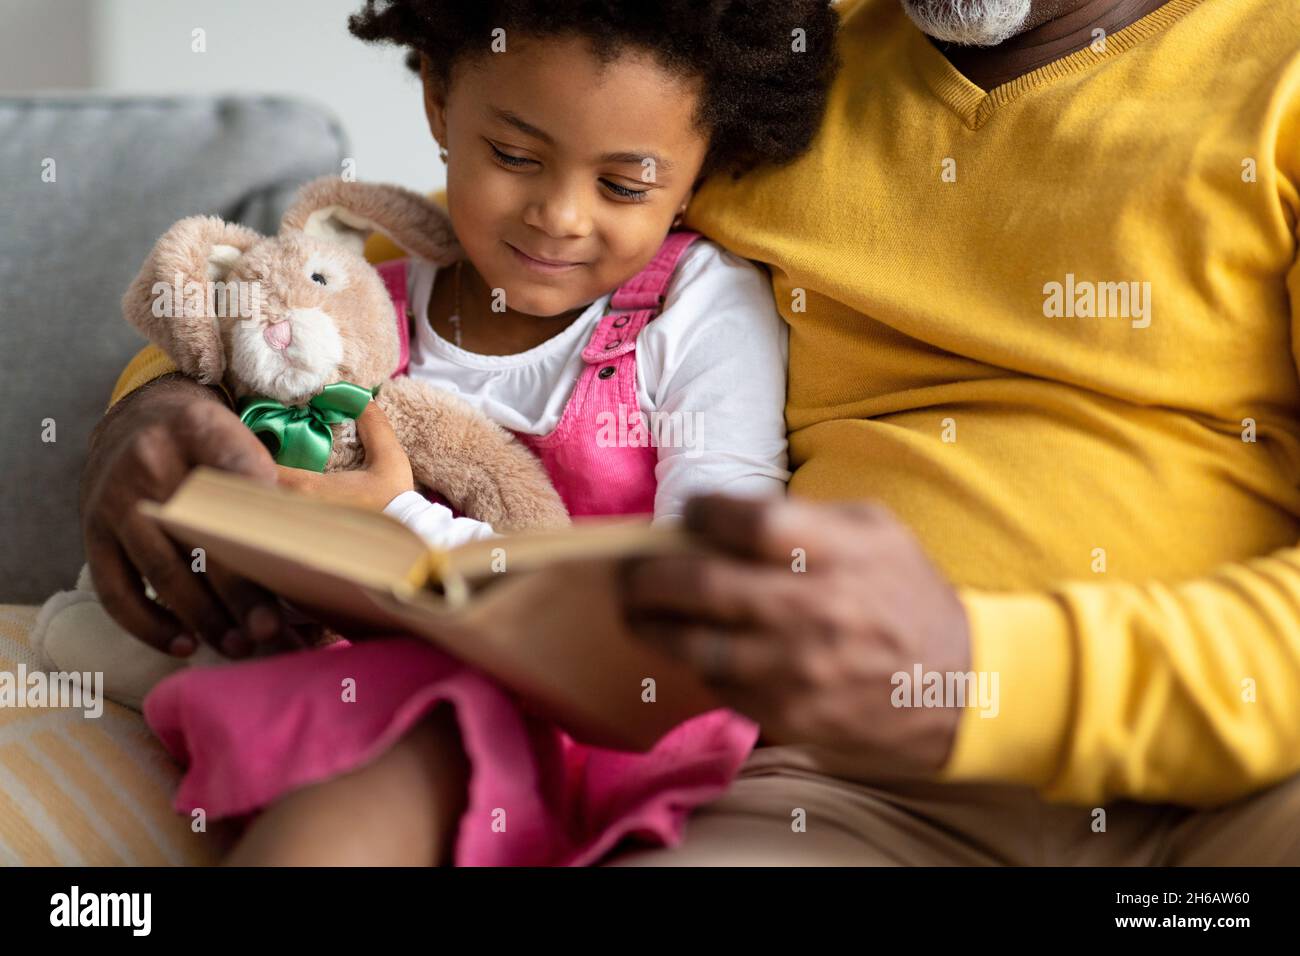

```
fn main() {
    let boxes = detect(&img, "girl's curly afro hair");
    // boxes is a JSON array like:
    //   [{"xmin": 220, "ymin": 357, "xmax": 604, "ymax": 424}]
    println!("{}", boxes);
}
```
[{"xmin": 348, "ymin": 0, "xmax": 840, "ymax": 179}]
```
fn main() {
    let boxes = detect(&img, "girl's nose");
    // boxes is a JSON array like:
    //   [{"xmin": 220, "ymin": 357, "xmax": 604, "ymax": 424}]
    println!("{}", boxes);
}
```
[{"xmin": 523, "ymin": 182, "xmax": 592, "ymax": 239}]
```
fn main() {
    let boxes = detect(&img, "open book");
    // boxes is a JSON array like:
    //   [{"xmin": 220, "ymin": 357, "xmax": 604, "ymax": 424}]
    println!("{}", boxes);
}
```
[{"xmin": 138, "ymin": 467, "xmax": 722, "ymax": 751}]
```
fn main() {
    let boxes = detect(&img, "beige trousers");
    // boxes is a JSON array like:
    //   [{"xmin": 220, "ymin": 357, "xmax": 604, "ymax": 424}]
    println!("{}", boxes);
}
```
[{"xmin": 601, "ymin": 744, "xmax": 1300, "ymax": 866}]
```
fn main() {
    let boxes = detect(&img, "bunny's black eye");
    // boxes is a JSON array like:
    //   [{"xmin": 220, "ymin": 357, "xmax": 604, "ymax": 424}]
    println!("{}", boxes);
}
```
[{"xmin": 311, "ymin": 272, "xmax": 327, "ymax": 286}]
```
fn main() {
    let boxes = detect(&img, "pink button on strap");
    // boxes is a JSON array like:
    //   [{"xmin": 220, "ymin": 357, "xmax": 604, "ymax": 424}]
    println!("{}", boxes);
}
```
[{"xmin": 580, "ymin": 309, "xmax": 651, "ymax": 363}]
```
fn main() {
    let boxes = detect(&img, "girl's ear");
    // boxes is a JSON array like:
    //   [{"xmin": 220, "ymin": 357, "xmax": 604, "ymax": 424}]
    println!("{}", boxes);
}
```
[
  {"xmin": 279, "ymin": 176, "xmax": 461, "ymax": 265},
  {"xmin": 121, "ymin": 216, "xmax": 261, "ymax": 385},
  {"xmin": 673, "ymin": 191, "xmax": 693, "ymax": 228}
]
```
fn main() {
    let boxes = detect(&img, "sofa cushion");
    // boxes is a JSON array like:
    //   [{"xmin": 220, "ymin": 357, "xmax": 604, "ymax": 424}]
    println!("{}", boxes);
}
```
[
  {"xmin": 0, "ymin": 604, "xmax": 221, "ymax": 865},
  {"xmin": 0, "ymin": 95, "xmax": 349, "ymax": 602}
]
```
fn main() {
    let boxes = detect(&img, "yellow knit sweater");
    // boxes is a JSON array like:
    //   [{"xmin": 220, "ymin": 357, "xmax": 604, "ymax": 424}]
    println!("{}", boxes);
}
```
[
  {"xmin": 684, "ymin": 0, "xmax": 1300, "ymax": 805},
  {"xmin": 112, "ymin": 0, "xmax": 1300, "ymax": 805}
]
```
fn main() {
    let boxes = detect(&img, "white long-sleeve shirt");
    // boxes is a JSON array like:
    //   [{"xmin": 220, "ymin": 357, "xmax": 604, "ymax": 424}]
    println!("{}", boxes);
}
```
[{"xmin": 383, "ymin": 239, "xmax": 790, "ymax": 549}]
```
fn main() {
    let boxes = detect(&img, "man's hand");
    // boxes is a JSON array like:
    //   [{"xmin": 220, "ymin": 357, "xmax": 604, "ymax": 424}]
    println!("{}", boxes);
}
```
[
  {"xmin": 80, "ymin": 375, "xmax": 284, "ymax": 658},
  {"xmin": 622, "ymin": 495, "xmax": 971, "ymax": 775},
  {"xmin": 274, "ymin": 402, "xmax": 414, "ymax": 511}
]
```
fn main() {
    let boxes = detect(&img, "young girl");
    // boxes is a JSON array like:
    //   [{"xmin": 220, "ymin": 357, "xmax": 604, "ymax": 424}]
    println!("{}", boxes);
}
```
[{"xmin": 144, "ymin": 0, "xmax": 840, "ymax": 865}]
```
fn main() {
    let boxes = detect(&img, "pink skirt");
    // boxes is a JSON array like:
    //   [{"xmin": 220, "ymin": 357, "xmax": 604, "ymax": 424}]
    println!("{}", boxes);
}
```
[{"xmin": 142, "ymin": 637, "xmax": 758, "ymax": 866}]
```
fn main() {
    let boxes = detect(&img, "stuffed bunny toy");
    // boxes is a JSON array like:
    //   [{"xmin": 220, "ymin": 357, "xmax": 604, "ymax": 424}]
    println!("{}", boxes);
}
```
[
  {"xmin": 34, "ymin": 176, "xmax": 569, "ymax": 709},
  {"xmin": 129, "ymin": 176, "xmax": 569, "ymax": 519}
]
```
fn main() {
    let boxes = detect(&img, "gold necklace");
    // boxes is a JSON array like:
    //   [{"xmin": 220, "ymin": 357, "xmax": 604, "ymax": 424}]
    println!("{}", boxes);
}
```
[{"xmin": 447, "ymin": 260, "xmax": 464, "ymax": 348}]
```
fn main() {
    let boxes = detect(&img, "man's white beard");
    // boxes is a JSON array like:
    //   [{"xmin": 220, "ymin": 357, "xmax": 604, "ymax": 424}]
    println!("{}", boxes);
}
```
[{"xmin": 900, "ymin": 0, "xmax": 1034, "ymax": 46}]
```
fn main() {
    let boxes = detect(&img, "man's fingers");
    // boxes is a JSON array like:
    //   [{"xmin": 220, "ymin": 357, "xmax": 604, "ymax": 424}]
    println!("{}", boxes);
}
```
[
  {"xmin": 684, "ymin": 494, "xmax": 903, "ymax": 567},
  {"xmin": 623, "ymin": 553, "xmax": 799, "ymax": 628},
  {"xmin": 204, "ymin": 561, "xmax": 284, "ymax": 649},
  {"xmin": 84, "ymin": 521, "xmax": 186, "ymax": 654},
  {"xmin": 682, "ymin": 495, "xmax": 824, "ymax": 562},
  {"xmin": 79, "ymin": 381, "xmax": 279, "ymax": 652},
  {"xmin": 117, "ymin": 516, "xmax": 236, "ymax": 653},
  {"xmin": 178, "ymin": 400, "xmax": 278, "ymax": 482},
  {"xmin": 628, "ymin": 617, "xmax": 788, "ymax": 687}
]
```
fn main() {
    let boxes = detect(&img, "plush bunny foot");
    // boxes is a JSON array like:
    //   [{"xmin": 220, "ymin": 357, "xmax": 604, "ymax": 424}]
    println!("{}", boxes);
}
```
[{"xmin": 31, "ymin": 564, "xmax": 225, "ymax": 712}]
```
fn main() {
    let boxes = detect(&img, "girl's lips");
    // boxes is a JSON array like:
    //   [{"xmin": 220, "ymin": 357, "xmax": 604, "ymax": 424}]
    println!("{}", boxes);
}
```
[{"xmin": 507, "ymin": 242, "xmax": 585, "ymax": 275}]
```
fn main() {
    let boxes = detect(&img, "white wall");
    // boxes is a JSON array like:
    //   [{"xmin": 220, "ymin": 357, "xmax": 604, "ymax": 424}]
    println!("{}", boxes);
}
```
[
  {"xmin": 0, "ymin": 0, "xmax": 446, "ymax": 193},
  {"xmin": 0, "ymin": 0, "xmax": 93, "ymax": 90}
]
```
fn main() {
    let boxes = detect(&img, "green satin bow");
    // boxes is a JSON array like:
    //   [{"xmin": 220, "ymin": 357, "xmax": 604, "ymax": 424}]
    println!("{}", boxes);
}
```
[{"xmin": 238, "ymin": 381, "xmax": 378, "ymax": 473}]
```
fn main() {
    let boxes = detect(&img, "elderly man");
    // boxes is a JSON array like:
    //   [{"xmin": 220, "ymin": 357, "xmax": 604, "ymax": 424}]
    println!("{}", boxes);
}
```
[{"xmin": 85, "ymin": 0, "xmax": 1300, "ymax": 864}]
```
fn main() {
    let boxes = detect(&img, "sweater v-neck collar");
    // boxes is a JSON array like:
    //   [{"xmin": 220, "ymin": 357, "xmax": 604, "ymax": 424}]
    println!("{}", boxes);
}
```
[{"xmin": 908, "ymin": 0, "xmax": 1203, "ymax": 128}]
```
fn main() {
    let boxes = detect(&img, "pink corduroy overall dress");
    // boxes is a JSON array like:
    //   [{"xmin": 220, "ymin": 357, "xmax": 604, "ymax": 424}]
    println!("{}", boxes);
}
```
[{"xmin": 144, "ymin": 231, "xmax": 760, "ymax": 866}]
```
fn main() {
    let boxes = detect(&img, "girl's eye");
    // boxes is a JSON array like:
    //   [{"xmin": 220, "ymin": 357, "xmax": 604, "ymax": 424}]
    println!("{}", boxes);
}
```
[
  {"xmin": 311, "ymin": 272, "xmax": 327, "ymax": 286},
  {"xmin": 601, "ymin": 179, "xmax": 650, "ymax": 203},
  {"xmin": 488, "ymin": 142, "xmax": 536, "ymax": 168}
]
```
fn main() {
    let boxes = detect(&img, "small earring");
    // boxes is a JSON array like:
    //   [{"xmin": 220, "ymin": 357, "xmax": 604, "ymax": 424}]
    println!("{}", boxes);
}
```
[{"xmin": 439, "ymin": 145, "xmax": 449, "ymax": 162}]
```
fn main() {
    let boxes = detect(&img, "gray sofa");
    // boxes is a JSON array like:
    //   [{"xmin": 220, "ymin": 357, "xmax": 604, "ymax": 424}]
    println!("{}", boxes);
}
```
[
  {"xmin": 0, "ymin": 94, "xmax": 349, "ymax": 603},
  {"xmin": 0, "ymin": 95, "xmax": 350, "ymax": 864}
]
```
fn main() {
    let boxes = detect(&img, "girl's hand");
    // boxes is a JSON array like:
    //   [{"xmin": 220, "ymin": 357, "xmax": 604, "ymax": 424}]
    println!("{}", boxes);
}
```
[{"xmin": 276, "ymin": 402, "xmax": 414, "ymax": 511}]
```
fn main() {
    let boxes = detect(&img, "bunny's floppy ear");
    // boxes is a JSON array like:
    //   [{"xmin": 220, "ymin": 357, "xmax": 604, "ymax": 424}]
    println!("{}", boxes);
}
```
[
  {"xmin": 121, "ymin": 216, "xmax": 263, "ymax": 385},
  {"xmin": 279, "ymin": 176, "xmax": 461, "ymax": 265}
]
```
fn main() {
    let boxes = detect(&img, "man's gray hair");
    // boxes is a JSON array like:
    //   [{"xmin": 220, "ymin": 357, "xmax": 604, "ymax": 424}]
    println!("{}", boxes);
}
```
[{"xmin": 899, "ymin": 0, "xmax": 1033, "ymax": 47}]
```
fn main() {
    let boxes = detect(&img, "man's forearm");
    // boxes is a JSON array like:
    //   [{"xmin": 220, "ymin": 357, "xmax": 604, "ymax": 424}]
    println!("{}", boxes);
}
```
[{"xmin": 81, "ymin": 373, "xmax": 228, "ymax": 518}]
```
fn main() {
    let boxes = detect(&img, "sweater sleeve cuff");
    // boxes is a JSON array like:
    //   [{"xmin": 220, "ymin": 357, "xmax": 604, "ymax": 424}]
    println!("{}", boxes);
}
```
[
  {"xmin": 108, "ymin": 345, "xmax": 236, "ymax": 411},
  {"xmin": 108, "ymin": 346, "xmax": 180, "ymax": 408},
  {"xmin": 939, "ymin": 589, "xmax": 1075, "ymax": 788}
]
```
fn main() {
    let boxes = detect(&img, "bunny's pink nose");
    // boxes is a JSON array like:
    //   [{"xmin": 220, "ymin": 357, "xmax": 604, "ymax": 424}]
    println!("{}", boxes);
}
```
[{"xmin": 263, "ymin": 320, "xmax": 293, "ymax": 350}]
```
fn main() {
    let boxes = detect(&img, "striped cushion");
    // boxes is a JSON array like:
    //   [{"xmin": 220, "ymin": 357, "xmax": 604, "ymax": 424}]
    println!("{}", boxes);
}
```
[{"xmin": 0, "ymin": 605, "xmax": 220, "ymax": 865}]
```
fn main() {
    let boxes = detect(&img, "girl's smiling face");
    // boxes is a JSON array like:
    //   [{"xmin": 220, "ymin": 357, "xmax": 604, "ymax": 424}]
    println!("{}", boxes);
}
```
[{"xmin": 421, "ymin": 36, "xmax": 710, "ymax": 318}]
